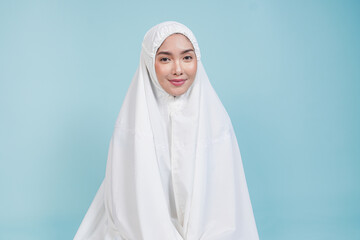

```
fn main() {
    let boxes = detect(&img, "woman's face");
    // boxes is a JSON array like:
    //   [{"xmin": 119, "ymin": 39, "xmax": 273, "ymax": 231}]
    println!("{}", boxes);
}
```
[{"xmin": 155, "ymin": 33, "xmax": 197, "ymax": 97}]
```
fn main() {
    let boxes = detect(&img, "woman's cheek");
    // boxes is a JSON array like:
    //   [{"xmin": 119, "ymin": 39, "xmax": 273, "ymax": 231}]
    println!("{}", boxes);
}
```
[{"xmin": 188, "ymin": 63, "xmax": 197, "ymax": 78}]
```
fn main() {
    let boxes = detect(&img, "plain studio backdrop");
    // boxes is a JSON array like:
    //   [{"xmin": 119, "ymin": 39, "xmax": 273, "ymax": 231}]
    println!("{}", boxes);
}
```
[{"xmin": 0, "ymin": 0, "xmax": 359, "ymax": 239}]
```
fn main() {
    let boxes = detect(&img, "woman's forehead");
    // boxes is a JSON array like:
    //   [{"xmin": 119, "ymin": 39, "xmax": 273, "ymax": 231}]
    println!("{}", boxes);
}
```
[
  {"xmin": 142, "ymin": 21, "xmax": 201, "ymax": 60},
  {"xmin": 156, "ymin": 34, "xmax": 195, "ymax": 53}
]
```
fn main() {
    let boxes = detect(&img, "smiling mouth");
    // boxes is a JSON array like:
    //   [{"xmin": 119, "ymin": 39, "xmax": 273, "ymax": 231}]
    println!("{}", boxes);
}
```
[{"xmin": 169, "ymin": 79, "xmax": 186, "ymax": 86}]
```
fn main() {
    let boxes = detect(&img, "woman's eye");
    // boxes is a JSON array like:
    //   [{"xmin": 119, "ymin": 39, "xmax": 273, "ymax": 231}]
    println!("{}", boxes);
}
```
[
  {"xmin": 160, "ymin": 57, "xmax": 170, "ymax": 62},
  {"xmin": 184, "ymin": 55, "xmax": 193, "ymax": 61}
]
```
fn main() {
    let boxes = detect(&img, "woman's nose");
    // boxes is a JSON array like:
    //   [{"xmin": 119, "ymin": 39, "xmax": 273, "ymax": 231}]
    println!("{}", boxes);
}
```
[{"xmin": 172, "ymin": 61, "xmax": 183, "ymax": 76}]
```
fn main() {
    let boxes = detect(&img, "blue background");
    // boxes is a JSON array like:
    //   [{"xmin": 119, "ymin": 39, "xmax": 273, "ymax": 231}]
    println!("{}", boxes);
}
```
[{"xmin": 0, "ymin": 0, "xmax": 359, "ymax": 239}]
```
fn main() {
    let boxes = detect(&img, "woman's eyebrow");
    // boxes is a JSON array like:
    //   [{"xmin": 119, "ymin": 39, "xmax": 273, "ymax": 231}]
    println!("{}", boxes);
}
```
[
  {"xmin": 157, "ymin": 51, "xmax": 171, "ymax": 56},
  {"xmin": 157, "ymin": 49, "xmax": 194, "ymax": 56},
  {"xmin": 181, "ymin": 49, "xmax": 194, "ymax": 54}
]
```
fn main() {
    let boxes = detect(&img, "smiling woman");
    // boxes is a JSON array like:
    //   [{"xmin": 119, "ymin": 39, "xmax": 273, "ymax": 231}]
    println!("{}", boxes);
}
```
[
  {"xmin": 155, "ymin": 33, "xmax": 198, "ymax": 96},
  {"xmin": 74, "ymin": 21, "xmax": 259, "ymax": 240}
]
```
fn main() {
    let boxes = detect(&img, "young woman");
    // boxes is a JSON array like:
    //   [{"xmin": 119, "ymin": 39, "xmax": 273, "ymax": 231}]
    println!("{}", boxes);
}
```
[{"xmin": 74, "ymin": 21, "xmax": 259, "ymax": 240}]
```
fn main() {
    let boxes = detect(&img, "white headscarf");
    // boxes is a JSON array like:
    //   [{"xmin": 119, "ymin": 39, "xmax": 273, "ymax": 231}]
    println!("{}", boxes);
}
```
[{"xmin": 74, "ymin": 21, "xmax": 259, "ymax": 240}]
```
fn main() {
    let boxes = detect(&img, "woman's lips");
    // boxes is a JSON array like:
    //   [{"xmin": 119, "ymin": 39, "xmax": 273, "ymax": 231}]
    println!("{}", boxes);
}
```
[{"xmin": 169, "ymin": 79, "xmax": 186, "ymax": 86}]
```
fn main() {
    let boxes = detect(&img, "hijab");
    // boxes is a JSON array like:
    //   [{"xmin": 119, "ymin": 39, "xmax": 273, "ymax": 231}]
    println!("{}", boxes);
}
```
[{"xmin": 74, "ymin": 21, "xmax": 259, "ymax": 240}]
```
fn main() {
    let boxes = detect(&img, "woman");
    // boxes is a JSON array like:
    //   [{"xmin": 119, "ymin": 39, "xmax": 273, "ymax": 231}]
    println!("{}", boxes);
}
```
[{"xmin": 74, "ymin": 21, "xmax": 259, "ymax": 240}]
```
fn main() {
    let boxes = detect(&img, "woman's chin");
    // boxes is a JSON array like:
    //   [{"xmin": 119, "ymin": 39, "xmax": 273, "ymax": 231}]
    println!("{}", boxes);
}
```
[{"xmin": 167, "ymin": 87, "xmax": 187, "ymax": 97}]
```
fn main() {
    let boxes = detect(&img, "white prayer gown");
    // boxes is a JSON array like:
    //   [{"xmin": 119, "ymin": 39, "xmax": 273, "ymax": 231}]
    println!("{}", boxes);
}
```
[{"xmin": 74, "ymin": 21, "xmax": 259, "ymax": 240}]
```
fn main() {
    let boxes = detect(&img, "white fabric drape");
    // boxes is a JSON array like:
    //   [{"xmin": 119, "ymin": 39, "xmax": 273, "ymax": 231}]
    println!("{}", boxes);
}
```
[{"xmin": 74, "ymin": 21, "xmax": 259, "ymax": 240}]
